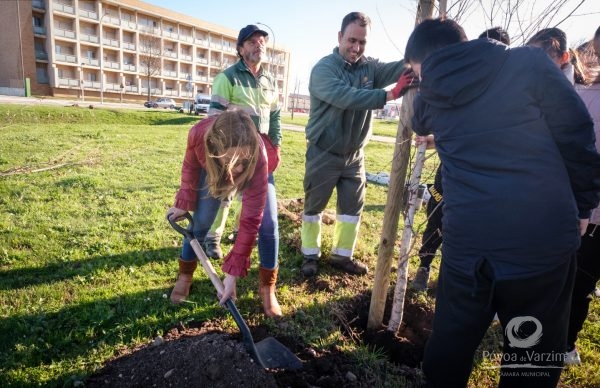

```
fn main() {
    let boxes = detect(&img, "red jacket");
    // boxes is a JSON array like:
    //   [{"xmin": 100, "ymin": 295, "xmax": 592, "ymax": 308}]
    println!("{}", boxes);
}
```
[{"xmin": 174, "ymin": 116, "xmax": 277, "ymax": 276}]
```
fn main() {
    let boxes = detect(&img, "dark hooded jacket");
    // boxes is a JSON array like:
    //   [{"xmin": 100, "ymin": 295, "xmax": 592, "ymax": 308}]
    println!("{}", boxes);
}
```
[{"xmin": 412, "ymin": 39, "xmax": 600, "ymax": 280}]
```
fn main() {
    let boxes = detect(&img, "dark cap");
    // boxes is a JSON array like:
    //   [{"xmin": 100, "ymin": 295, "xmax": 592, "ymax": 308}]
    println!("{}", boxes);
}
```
[{"xmin": 237, "ymin": 24, "xmax": 268, "ymax": 46}]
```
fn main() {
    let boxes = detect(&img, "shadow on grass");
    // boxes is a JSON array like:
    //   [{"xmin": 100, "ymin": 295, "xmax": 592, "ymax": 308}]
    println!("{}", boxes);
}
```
[
  {"xmin": 0, "ymin": 247, "xmax": 175, "ymax": 290},
  {"xmin": 0, "ymin": 246, "xmax": 233, "ymax": 384}
]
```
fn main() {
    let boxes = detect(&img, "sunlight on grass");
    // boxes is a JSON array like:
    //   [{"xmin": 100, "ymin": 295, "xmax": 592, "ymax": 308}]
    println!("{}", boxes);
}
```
[{"xmin": 1, "ymin": 105, "xmax": 597, "ymax": 387}]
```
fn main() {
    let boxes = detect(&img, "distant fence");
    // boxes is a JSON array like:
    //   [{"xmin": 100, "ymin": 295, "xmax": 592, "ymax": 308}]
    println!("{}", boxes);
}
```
[
  {"xmin": 0, "ymin": 88, "xmax": 25, "ymax": 97},
  {"xmin": 0, "ymin": 79, "xmax": 25, "ymax": 97}
]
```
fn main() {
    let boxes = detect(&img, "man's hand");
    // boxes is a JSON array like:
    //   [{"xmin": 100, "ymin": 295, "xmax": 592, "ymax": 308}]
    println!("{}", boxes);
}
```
[
  {"xmin": 580, "ymin": 218, "xmax": 589, "ymax": 236},
  {"xmin": 414, "ymin": 135, "xmax": 435, "ymax": 149},
  {"xmin": 390, "ymin": 69, "xmax": 419, "ymax": 100}
]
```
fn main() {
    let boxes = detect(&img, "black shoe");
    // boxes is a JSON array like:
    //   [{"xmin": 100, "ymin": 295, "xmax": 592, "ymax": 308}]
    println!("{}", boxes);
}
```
[
  {"xmin": 329, "ymin": 254, "xmax": 368, "ymax": 275},
  {"xmin": 301, "ymin": 256, "xmax": 319, "ymax": 277},
  {"xmin": 203, "ymin": 240, "xmax": 223, "ymax": 260},
  {"xmin": 411, "ymin": 267, "xmax": 430, "ymax": 291}
]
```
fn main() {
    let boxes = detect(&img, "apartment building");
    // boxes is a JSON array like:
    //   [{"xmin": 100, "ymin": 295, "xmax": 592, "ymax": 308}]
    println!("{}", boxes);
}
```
[{"xmin": 0, "ymin": 0, "xmax": 291, "ymax": 107}]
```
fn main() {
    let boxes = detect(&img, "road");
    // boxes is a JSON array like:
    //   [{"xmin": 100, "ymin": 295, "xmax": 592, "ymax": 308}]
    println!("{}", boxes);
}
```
[{"xmin": 0, "ymin": 95, "xmax": 395, "ymax": 144}]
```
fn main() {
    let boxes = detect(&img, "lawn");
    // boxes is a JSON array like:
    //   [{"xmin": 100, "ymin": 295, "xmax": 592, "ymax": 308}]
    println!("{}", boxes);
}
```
[
  {"xmin": 0, "ymin": 104, "xmax": 598, "ymax": 387},
  {"xmin": 282, "ymin": 112, "xmax": 399, "ymax": 138}
]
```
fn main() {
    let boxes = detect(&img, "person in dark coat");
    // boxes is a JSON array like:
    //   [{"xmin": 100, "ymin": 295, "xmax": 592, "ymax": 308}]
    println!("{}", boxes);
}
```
[
  {"xmin": 404, "ymin": 18, "xmax": 600, "ymax": 387},
  {"xmin": 411, "ymin": 27, "xmax": 512, "ymax": 292}
]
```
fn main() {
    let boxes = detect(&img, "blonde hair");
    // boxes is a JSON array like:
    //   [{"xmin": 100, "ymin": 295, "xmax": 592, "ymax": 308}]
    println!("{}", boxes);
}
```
[{"xmin": 204, "ymin": 110, "xmax": 260, "ymax": 200}]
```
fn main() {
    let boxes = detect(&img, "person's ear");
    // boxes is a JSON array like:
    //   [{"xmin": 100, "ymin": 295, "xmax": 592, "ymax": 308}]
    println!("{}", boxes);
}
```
[{"xmin": 560, "ymin": 51, "xmax": 570, "ymax": 66}]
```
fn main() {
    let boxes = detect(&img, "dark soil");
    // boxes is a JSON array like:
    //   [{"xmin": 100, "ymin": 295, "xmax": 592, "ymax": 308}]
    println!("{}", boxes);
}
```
[{"xmin": 86, "ymin": 292, "xmax": 433, "ymax": 388}]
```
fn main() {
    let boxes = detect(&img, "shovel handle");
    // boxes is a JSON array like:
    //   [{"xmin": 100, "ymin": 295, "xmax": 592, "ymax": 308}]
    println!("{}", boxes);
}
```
[
  {"xmin": 167, "ymin": 212, "xmax": 194, "ymax": 240},
  {"xmin": 167, "ymin": 213, "xmax": 225, "ymax": 295},
  {"xmin": 168, "ymin": 212, "xmax": 273, "ymax": 369}
]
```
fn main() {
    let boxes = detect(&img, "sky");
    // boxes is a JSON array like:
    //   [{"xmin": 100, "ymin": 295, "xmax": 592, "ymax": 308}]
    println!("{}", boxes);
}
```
[{"xmin": 142, "ymin": 0, "xmax": 600, "ymax": 94}]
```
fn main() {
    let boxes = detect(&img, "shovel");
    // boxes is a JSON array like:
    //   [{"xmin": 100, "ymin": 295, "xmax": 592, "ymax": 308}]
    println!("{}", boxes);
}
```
[{"xmin": 168, "ymin": 212, "xmax": 302, "ymax": 370}]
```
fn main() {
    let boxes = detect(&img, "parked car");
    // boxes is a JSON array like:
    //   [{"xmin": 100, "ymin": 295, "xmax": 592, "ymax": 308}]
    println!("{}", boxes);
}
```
[
  {"xmin": 193, "ymin": 93, "xmax": 211, "ymax": 115},
  {"xmin": 156, "ymin": 98, "xmax": 177, "ymax": 109},
  {"xmin": 144, "ymin": 98, "xmax": 177, "ymax": 109}
]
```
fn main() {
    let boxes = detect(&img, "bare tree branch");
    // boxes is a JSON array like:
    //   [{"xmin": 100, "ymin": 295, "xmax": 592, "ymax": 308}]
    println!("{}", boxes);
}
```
[{"xmin": 139, "ymin": 34, "xmax": 163, "ymax": 101}]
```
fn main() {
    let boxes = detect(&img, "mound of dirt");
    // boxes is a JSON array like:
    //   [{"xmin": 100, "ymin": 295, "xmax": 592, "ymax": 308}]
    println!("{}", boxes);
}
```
[
  {"xmin": 86, "ymin": 200, "xmax": 433, "ymax": 387},
  {"xmin": 86, "ymin": 328, "xmax": 276, "ymax": 387},
  {"xmin": 86, "ymin": 292, "xmax": 432, "ymax": 388}
]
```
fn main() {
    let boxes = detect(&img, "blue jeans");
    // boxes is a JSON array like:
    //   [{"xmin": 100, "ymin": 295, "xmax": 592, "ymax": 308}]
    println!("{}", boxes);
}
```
[{"xmin": 181, "ymin": 171, "xmax": 279, "ymax": 270}]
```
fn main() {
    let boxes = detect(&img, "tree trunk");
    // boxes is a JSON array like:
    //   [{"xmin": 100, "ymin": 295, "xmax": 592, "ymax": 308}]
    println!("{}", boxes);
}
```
[
  {"xmin": 367, "ymin": 0, "xmax": 436, "ymax": 331},
  {"xmin": 367, "ymin": 89, "xmax": 415, "ymax": 329},
  {"xmin": 388, "ymin": 141, "xmax": 427, "ymax": 332}
]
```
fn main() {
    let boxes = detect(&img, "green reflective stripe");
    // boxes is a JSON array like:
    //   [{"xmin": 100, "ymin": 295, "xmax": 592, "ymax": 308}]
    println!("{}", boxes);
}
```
[
  {"xmin": 332, "ymin": 216, "xmax": 360, "ymax": 256},
  {"xmin": 301, "ymin": 214, "xmax": 322, "ymax": 256},
  {"xmin": 208, "ymin": 203, "xmax": 231, "ymax": 235}
]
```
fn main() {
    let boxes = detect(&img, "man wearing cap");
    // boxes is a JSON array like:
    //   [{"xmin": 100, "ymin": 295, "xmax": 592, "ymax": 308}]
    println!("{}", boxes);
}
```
[
  {"xmin": 300, "ymin": 11, "xmax": 417, "ymax": 277},
  {"xmin": 204, "ymin": 24, "xmax": 282, "ymax": 318}
]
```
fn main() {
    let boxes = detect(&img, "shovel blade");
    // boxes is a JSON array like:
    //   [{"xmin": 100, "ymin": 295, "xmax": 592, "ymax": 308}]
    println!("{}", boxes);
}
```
[{"xmin": 255, "ymin": 336, "xmax": 303, "ymax": 370}]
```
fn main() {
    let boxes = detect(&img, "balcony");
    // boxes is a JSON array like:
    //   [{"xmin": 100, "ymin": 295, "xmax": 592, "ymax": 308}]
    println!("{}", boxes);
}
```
[
  {"xmin": 55, "ymin": 53, "xmax": 77, "ymax": 63},
  {"xmin": 122, "ymin": 42, "xmax": 135, "ymax": 51},
  {"xmin": 123, "ymin": 85, "xmax": 139, "ymax": 93},
  {"xmin": 78, "ymin": 9, "xmax": 98, "ymax": 20},
  {"xmin": 121, "ymin": 20, "xmax": 137, "ymax": 30},
  {"xmin": 33, "ymin": 26, "xmax": 47, "ymax": 36},
  {"xmin": 105, "ymin": 82, "xmax": 124, "ymax": 91},
  {"xmin": 32, "ymin": 0, "xmax": 46, "ymax": 10},
  {"xmin": 82, "ymin": 80, "xmax": 102, "ymax": 89},
  {"xmin": 141, "ymin": 87, "xmax": 161, "ymax": 95},
  {"xmin": 163, "ymin": 30, "xmax": 178, "ymax": 39},
  {"xmin": 53, "ymin": 2, "xmax": 74, "ymax": 15},
  {"xmin": 58, "ymin": 77, "xmax": 80, "ymax": 87},
  {"xmin": 104, "ymin": 15, "xmax": 121, "ymax": 26},
  {"xmin": 123, "ymin": 64, "xmax": 136, "ymax": 72},
  {"xmin": 54, "ymin": 28, "xmax": 76, "ymax": 39},
  {"xmin": 81, "ymin": 57, "xmax": 99, "ymax": 66},
  {"xmin": 79, "ymin": 33, "xmax": 99, "ymax": 44},
  {"xmin": 102, "ymin": 37, "xmax": 120, "ymax": 48},
  {"xmin": 35, "ymin": 51, "xmax": 49, "ymax": 61},
  {"xmin": 104, "ymin": 60, "xmax": 120, "ymax": 70}
]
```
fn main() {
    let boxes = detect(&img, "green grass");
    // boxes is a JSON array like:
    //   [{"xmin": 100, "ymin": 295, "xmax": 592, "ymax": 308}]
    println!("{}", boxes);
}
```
[
  {"xmin": 282, "ymin": 113, "xmax": 399, "ymax": 138},
  {"xmin": 1, "ymin": 104, "xmax": 598, "ymax": 387}
]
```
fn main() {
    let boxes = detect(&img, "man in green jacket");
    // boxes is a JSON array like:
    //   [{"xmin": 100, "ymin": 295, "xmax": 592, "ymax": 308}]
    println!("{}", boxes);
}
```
[
  {"xmin": 300, "ymin": 11, "xmax": 417, "ymax": 277},
  {"xmin": 206, "ymin": 24, "xmax": 283, "ymax": 317}
]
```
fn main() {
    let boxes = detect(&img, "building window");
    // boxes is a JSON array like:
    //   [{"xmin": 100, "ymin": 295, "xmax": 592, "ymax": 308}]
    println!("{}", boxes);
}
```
[{"xmin": 36, "ymin": 67, "xmax": 49, "ymax": 84}]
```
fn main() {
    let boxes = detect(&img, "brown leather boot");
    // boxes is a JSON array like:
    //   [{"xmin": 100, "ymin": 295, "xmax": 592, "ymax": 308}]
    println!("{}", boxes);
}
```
[
  {"xmin": 170, "ymin": 259, "xmax": 198, "ymax": 304},
  {"xmin": 259, "ymin": 267, "xmax": 282, "ymax": 318}
]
